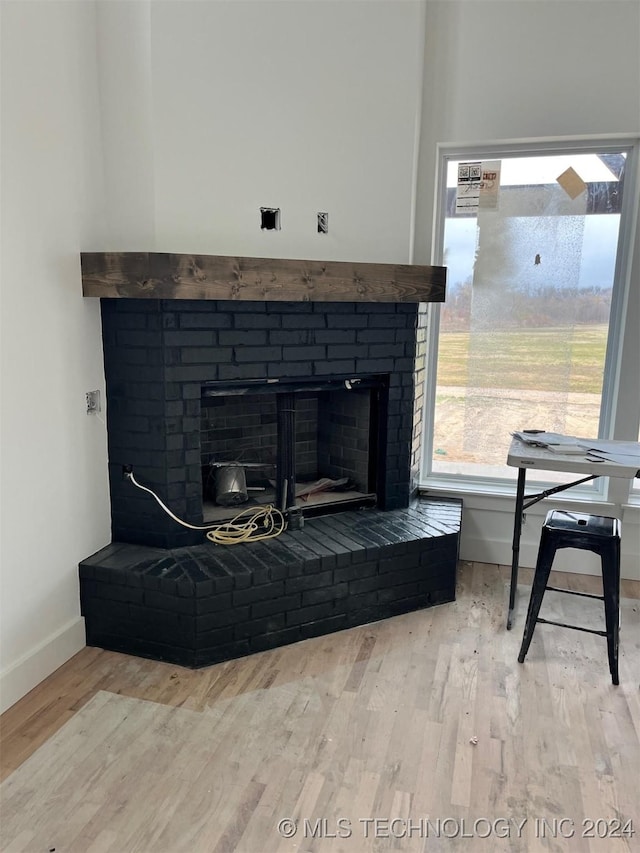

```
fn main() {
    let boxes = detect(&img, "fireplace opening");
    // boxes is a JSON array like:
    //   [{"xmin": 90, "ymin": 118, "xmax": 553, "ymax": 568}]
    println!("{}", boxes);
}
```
[{"xmin": 200, "ymin": 375, "xmax": 388, "ymax": 522}]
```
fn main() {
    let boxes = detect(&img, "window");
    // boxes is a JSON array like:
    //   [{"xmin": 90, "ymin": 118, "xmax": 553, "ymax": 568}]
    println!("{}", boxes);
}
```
[{"xmin": 422, "ymin": 138, "xmax": 639, "ymax": 491}]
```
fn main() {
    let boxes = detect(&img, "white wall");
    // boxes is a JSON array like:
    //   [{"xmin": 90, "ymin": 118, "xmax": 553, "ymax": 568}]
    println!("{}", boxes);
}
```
[
  {"xmin": 414, "ymin": 0, "xmax": 640, "ymax": 579},
  {"xmin": 148, "ymin": 0, "xmax": 426, "ymax": 261},
  {"xmin": 95, "ymin": 0, "xmax": 155, "ymax": 248},
  {"xmin": 0, "ymin": 1, "xmax": 110, "ymax": 712}
]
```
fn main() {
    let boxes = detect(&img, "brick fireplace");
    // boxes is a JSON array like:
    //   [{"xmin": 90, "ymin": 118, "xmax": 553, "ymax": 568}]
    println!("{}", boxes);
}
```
[
  {"xmin": 79, "ymin": 253, "xmax": 461, "ymax": 667},
  {"xmin": 101, "ymin": 297, "xmax": 427, "ymax": 548}
]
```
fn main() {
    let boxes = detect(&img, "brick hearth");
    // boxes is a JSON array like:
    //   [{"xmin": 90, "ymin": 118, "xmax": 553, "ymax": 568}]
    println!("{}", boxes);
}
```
[{"xmin": 80, "ymin": 498, "xmax": 462, "ymax": 667}]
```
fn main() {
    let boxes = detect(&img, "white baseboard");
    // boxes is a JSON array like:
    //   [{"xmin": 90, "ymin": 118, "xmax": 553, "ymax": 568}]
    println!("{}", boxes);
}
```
[
  {"xmin": 459, "ymin": 534, "xmax": 535, "ymax": 571},
  {"xmin": 0, "ymin": 617, "xmax": 86, "ymax": 714},
  {"xmin": 460, "ymin": 535, "xmax": 640, "ymax": 581}
]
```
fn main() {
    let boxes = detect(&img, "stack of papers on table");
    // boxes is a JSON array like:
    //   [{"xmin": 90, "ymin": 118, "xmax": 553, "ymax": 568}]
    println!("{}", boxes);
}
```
[
  {"xmin": 512, "ymin": 431, "xmax": 585, "ymax": 448},
  {"xmin": 578, "ymin": 439, "xmax": 640, "ymax": 468},
  {"xmin": 512, "ymin": 432, "xmax": 640, "ymax": 469}
]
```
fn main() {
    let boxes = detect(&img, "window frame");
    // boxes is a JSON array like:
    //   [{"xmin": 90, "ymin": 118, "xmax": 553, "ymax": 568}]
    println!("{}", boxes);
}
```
[{"xmin": 420, "ymin": 135, "xmax": 640, "ymax": 503}]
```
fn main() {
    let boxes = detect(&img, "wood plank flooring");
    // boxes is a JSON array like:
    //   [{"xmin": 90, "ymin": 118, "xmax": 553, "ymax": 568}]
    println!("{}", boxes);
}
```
[{"xmin": 1, "ymin": 562, "xmax": 639, "ymax": 853}]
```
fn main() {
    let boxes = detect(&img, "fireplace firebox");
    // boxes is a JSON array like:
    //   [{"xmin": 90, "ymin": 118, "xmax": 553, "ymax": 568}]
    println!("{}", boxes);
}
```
[{"xmin": 200, "ymin": 374, "xmax": 388, "ymax": 521}]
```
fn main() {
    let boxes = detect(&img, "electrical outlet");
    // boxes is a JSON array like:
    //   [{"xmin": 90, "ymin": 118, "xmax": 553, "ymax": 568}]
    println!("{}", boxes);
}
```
[
  {"xmin": 86, "ymin": 390, "xmax": 101, "ymax": 415},
  {"xmin": 260, "ymin": 207, "xmax": 281, "ymax": 231},
  {"xmin": 317, "ymin": 212, "xmax": 328, "ymax": 234}
]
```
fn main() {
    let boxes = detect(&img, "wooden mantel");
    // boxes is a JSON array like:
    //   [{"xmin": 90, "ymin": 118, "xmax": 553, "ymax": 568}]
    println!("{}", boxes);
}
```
[{"xmin": 81, "ymin": 252, "xmax": 446, "ymax": 303}]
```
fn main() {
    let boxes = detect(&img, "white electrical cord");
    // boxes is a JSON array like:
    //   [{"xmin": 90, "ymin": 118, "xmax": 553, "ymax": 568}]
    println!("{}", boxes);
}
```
[
  {"xmin": 126, "ymin": 471, "xmax": 287, "ymax": 543},
  {"xmin": 205, "ymin": 504, "xmax": 287, "ymax": 545}
]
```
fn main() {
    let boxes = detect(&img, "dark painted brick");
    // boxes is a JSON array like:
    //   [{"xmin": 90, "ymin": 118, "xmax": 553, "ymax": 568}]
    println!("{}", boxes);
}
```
[
  {"xmin": 286, "ymin": 601, "xmax": 335, "ymax": 626},
  {"xmin": 378, "ymin": 582, "xmax": 419, "ymax": 604},
  {"xmin": 283, "ymin": 345, "xmax": 326, "ymax": 361},
  {"xmin": 333, "ymin": 561, "xmax": 378, "ymax": 583},
  {"xmin": 355, "ymin": 358, "xmax": 395, "ymax": 372},
  {"xmin": 116, "ymin": 330, "xmax": 162, "ymax": 347},
  {"xmin": 196, "ymin": 626, "xmax": 235, "ymax": 647},
  {"xmin": 164, "ymin": 365, "xmax": 220, "ymax": 382},
  {"xmin": 80, "ymin": 580, "xmax": 144, "ymax": 605},
  {"xmin": 302, "ymin": 583, "xmax": 348, "ymax": 606},
  {"xmin": 327, "ymin": 344, "xmax": 365, "ymax": 359},
  {"xmin": 196, "ymin": 605, "xmax": 250, "ymax": 631},
  {"xmin": 119, "ymin": 349, "xmax": 152, "ymax": 366},
  {"xmin": 348, "ymin": 591, "xmax": 379, "ymax": 611},
  {"xmin": 218, "ymin": 363, "xmax": 266, "ymax": 380},
  {"xmin": 268, "ymin": 361, "xmax": 313, "ymax": 377},
  {"xmin": 367, "ymin": 315, "xmax": 407, "ymax": 328},
  {"xmin": 145, "ymin": 590, "xmax": 195, "ymax": 614},
  {"xmin": 250, "ymin": 627, "xmax": 302, "ymax": 653},
  {"xmin": 282, "ymin": 315, "xmax": 326, "ymax": 329},
  {"xmin": 92, "ymin": 634, "xmax": 196, "ymax": 667},
  {"xmin": 314, "ymin": 329, "xmax": 356, "ymax": 344},
  {"xmin": 235, "ymin": 614, "xmax": 286, "ymax": 639},
  {"xmin": 182, "ymin": 347, "xmax": 234, "ymax": 364},
  {"xmin": 300, "ymin": 614, "xmax": 349, "ymax": 640},
  {"xmin": 287, "ymin": 532, "xmax": 337, "ymax": 567},
  {"xmin": 285, "ymin": 570, "xmax": 333, "ymax": 594},
  {"xmin": 327, "ymin": 314, "xmax": 368, "ymax": 328},
  {"xmin": 180, "ymin": 313, "xmax": 232, "ymax": 329},
  {"xmin": 349, "ymin": 575, "xmax": 390, "ymax": 595},
  {"xmin": 194, "ymin": 593, "xmax": 233, "ymax": 615},
  {"xmin": 194, "ymin": 640, "xmax": 250, "ymax": 667},
  {"xmin": 371, "ymin": 344, "xmax": 406, "ymax": 359},
  {"xmin": 164, "ymin": 331, "xmax": 216, "ymax": 347},
  {"xmin": 250, "ymin": 563, "xmax": 289, "ymax": 585},
  {"xmin": 232, "ymin": 581, "xmax": 285, "ymax": 606},
  {"xmin": 219, "ymin": 330, "xmax": 268, "ymax": 347},
  {"xmin": 82, "ymin": 500, "xmax": 460, "ymax": 667},
  {"xmin": 235, "ymin": 346, "xmax": 282, "ymax": 362},
  {"xmin": 356, "ymin": 303, "xmax": 393, "ymax": 314},
  {"xmin": 312, "ymin": 521, "xmax": 367, "ymax": 562},
  {"xmin": 383, "ymin": 594, "xmax": 431, "ymax": 618},
  {"xmin": 235, "ymin": 314, "xmax": 281, "ymax": 329},
  {"xmin": 319, "ymin": 302, "xmax": 357, "ymax": 314},
  {"xmin": 357, "ymin": 329, "xmax": 396, "ymax": 344},
  {"xmin": 110, "ymin": 313, "xmax": 147, "ymax": 330},
  {"xmin": 379, "ymin": 553, "xmax": 420, "ymax": 574},
  {"xmin": 217, "ymin": 301, "xmax": 266, "ymax": 312},
  {"xmin": 269, "ymin": 330, "xmax": 312, "ymax": 345},
  {"xmin": 251, "ymin": 593, "xmax": 301, "ymax": 619},
  {"xmin": 313, "ymin": 360, "xmax": 355, "ymax": 375}
]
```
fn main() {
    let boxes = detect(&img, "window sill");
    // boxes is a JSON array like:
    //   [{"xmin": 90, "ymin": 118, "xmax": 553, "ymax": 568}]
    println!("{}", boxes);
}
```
[{"xmin": 418, "ymin": 474, "xmax": 606, "ymax": 503}]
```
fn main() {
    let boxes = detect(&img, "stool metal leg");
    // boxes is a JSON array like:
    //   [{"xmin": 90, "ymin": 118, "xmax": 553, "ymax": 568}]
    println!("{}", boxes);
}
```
[
  {"xmin": 601, "ymin": 537, "xmax": 621, "ymax": 686},
  {"xmin": 518, "ymin": 531, "xmax": 556, "ymax": 664}
]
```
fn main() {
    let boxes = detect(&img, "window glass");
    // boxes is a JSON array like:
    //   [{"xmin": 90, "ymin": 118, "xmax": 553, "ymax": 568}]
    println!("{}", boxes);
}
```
[{"xmin": 430, "ymin": 149, "xmax": 628, "ymax": 483}]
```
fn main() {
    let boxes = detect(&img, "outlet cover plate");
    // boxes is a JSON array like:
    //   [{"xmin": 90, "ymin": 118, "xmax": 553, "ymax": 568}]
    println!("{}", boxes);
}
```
[{"xmin": 86, "ymin": 390, "xmax": 101, "ymax": 414}]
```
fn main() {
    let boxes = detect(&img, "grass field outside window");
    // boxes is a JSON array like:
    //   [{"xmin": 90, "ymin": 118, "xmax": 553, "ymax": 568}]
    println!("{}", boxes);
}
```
[{"xmin": 432, "ymin": 324, "xmax": 607, "ymax": 474}]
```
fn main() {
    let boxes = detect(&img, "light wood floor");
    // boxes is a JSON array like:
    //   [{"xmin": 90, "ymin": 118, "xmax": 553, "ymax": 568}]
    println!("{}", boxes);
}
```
[{"xmin": 1, "ymin": 563, "xmax": 639, "ymax": 852}]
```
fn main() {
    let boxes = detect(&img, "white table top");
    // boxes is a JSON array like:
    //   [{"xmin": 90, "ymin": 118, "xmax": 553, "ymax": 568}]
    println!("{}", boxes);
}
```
[{"xmin": 507, "ymin": 436, "xmax": 640, "ymax": 480}]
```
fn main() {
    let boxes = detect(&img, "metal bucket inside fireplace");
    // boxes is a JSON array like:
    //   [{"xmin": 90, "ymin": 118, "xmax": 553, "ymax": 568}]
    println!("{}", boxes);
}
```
[{"xmin": 214, "ymin": 464, "xmax": 248, "ymax": 506}]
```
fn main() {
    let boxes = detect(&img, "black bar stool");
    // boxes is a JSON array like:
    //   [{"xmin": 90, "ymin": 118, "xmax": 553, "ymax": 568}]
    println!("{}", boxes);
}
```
[{"xmin": 517, "ymin": 510, "xmax": 621, "ymax": 685}]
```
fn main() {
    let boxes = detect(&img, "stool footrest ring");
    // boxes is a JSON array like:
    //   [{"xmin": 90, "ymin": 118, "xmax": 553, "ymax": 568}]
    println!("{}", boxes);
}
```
[
  {"xmin": 536, "ymin": 616, "xmax": 607, "ymax": 637},
  {"xmin": 545, "ymin": 585, "xmax": 604, "ymax": 602}
]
